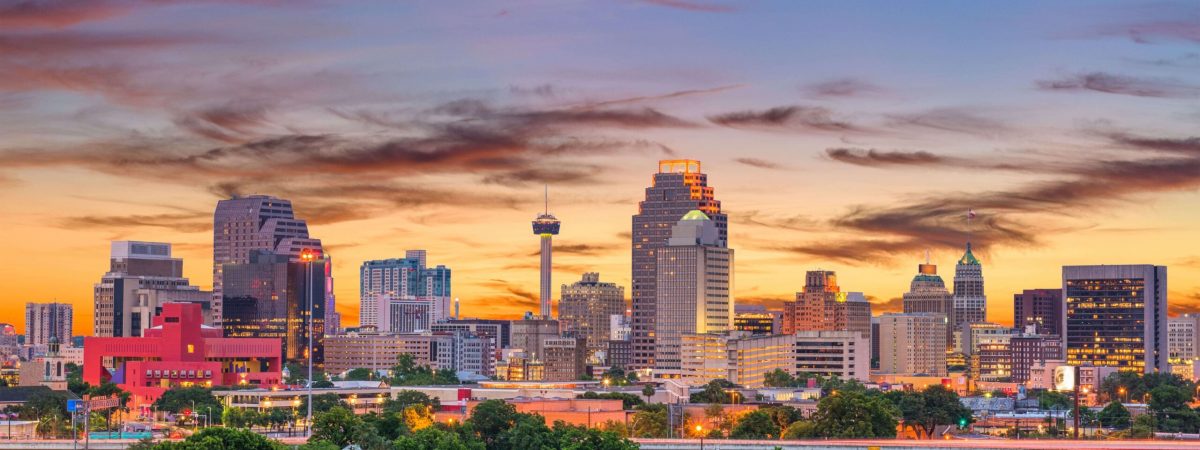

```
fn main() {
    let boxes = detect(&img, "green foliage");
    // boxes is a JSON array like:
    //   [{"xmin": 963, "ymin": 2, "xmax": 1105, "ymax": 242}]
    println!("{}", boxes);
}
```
[
  {"xmin": 297, "ymin": 441, "xmax": 340, "ymax": 450},
  {"xmin": 403, "ymin": 404, "xmax": 435, "ymax": 431},
  {"xmin": 392, "ymin": 354, "xmax": 460, "ymax": 386},
  {"xmin": 549, "ymin": 422, "xmax": 639, "ymax": 450},
  {"xmin": 759, "ymin": 405, "xmax": 802, "ymax": 436},
  {"xmin": 641, "ymin": 384, "xmax": 655, "ymax": 400},
  {"xmin": 152, "ymin": 386, "xmax": 223, "ymax": 424},
  {"xmin": 65, "ymin": 362, "xmax": 89, "ymax": 396},
  {"xmin": 795, "ymin": 391, "xmax": 899, "ymax": 438},
  {"xmin": 762, "ymin": 369, "xmax": 827, "ymax": 389},
  {"xmin": 689, "ymin": 379, "xmax": 738, "ymax": 403},
  {"xmin": 346, "ymin": 368, "xmax": 376, "ymax": 381},
  {"xmin": 302, "ymin": 393, "xmax": 352, "ymax": 415},
  {"xmin": 286, "ymin": 362, "xmax": 333, "ymax": 387},
  {"xmin": 1098, "ymin": 401, "xmax": 1131, "ymax": 429},
  {"xmin": 1037, "ymin": 390, "xmax": 1071, "ymax": 411},
  {"xmin": 1099, "ymin": 371, "xmax": 1195, "ymax": 404},
  {"xmin": 310, "ymin": 406, "xmax": 362, "ymax": 448},
  {"xmin": 222, "ymin": 407, "xmax": 252, "ymax": 429},
  {"xmin": 137, "ymin": 427, "xmax": 283, "ymax": 450},
  {"xmin": 781, "ymin": 420, "xmax": 818, "ymax": 439},
  {"xmin": 1130, "ymin": 413, "xmax": 1157, "ymax": 438},
  {"xmin": 729, "ymin": 410, "xmax": 780, "ymax": 439},
  {"xmin": 576, "ymin": 391, "xmax": 644, "ymax": 409},
  {"xmin": 466, "ymin": 399, "xmax": 519, "ymax": 447},
  {"xmin": 629, "ymin": 403, "xmax": 668, "ymax": 438},
  {"xmin": 393, "ymin": 427, "xmax": 485, "ymax": 450},
  {"xmin": 598, "ymin": 367, "xmax": 638, "ymax": 387},
  {"xmin": 385, "ymin": 391, "xmax": 441, "ymax": 413},
  {"xmin": 881, "ymin": 385, "xmax": 973, "ymax": 438}
]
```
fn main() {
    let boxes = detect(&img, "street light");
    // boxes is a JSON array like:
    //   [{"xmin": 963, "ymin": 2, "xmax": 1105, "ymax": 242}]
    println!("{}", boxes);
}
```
[
  {"xmin": 300, "ymin": 248, "xmax": 316, "ymax": 437},
  {"xmin": 1118, "ymin": 387, "xmax": 1127, "ymax": 403},
  {"xmin": 695, "ymin": 424, "xmax": 704, "ymax": 450}
]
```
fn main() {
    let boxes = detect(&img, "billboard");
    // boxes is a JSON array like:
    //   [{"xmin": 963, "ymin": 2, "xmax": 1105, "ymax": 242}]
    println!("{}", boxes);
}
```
[{"xmin": 1054, "ymin": 365, "xmax": 1076, "ymax": 391}]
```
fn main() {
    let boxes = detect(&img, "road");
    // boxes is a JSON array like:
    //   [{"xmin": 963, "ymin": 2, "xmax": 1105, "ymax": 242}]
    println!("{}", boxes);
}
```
[{"xmin": 633, "ymin": 438, "xmax": 1200, "ymax": 449}]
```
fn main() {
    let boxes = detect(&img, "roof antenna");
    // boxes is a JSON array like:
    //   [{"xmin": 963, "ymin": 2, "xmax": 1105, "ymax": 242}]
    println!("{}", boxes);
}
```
[
  {"xmin": 924, "ymin": 248, "xmax": 930, "ymax": 264},
  {"xmin": 544, "ymin": 184, "xmax": 549, "ymax": 214}
]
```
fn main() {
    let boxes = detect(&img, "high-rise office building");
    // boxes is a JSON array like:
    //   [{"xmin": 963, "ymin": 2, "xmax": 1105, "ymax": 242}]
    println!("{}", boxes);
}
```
[
  {"xmin": 1010, "ymin": 329, "xmax": 1062, "ymax": 384},
  {"xmin": 559, "ymin": 273, "xmax": 624, "ymax": 361},
  {"xmin": 221, "ymin": 250, "xmax": 326, "ymax": 367},
  {"xmin": 653, "ymin": 210, "xmax": 733, "ymax": 377},
  {"xmin": 957, "ymin": 322, "xmax": 1014, "ymax": 356},
  {"xmin": 781, "ymin": 271, "xmax": 871, "ymax": 339},
  {"xmin": 631, "ymin": 159, "xmax": 725, "ymax": 369},
  {"xmin": 213, "ymin": 195, "xmax": 329, "ymax": 328},
  {"xmin": 1169, "ymin": 314, "xmax": 1200, "ymax": 365},
  {"xmin": 359, "ymin": 251, "xmax": 451, "ymax": 330},
  {"xmin": 794, "ymin": 331, "xmax": 870, "ymax": 382},
  {"xmin": 1063, "ymin": 265, "xmax": 1168, "ymax": 373},
  {"xmin": 1014, "ymin": 289, "xmax": 1063, "ymax": 336},
  {"xmin": 510, "ymin": 318, "xmax": 561, "ymax": 359},
  {"xmin": 431, "ymin": 318, "xmax": 511, "ymax": 350},
  {"xmin": 901, "ymin": 260, "xmax": 955, "ymax": 351},
  {"xmin": 878, "ymin": 312, "xmax": 948, "ymax": 376},
  {"xmin": 532, "ymin": 188, "xmax": 561, "ymax": 319},
  {"xmin": 25, "ymin": 303, "xmax": 72, "ymax": 347},
  {"xmin": 93, "ymin": 241, "xmax": 210, "ymax": 337},
  {"xmin": 680, "ymin": 332, "xmax": 794, "ymax": 388},
  {"xmin": 952, "ymin": 243, "xmax": 987, "ymax": 331}
]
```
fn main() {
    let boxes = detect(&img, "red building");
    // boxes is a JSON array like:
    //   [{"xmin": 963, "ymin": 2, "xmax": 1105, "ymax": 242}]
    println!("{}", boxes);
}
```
[{"xmin": 84, "ymin": 303, "xmax": 282, "ymax": 407}]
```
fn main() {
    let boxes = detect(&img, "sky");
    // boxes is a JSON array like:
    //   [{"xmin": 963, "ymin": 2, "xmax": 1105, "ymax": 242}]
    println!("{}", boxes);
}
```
[{"xmin": 1, "ymin": 0, "xmax": 1199, "ymax": 336}]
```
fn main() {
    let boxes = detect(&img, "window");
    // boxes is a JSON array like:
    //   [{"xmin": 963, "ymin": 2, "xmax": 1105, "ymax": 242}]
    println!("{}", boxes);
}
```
[{"xmin": 187, "ymin": 344, "xmax": 195, "ymax": 354}]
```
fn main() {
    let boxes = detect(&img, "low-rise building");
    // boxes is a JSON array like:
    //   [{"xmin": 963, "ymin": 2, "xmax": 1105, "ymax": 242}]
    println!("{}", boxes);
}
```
[{"xmin": 794, "ymin": 331, "xmax": 869, "ymax": 382}]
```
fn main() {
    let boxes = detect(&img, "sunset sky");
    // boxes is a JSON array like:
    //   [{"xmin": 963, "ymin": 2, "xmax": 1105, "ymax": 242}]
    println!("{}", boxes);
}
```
[{"xmin": 2, "ymin": 0, "xmax": 1199, "ymax": 336}]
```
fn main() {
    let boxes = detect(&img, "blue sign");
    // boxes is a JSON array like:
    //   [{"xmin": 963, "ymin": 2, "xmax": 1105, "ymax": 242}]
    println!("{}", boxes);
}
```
[{"xmin": 67, "ymin": 399, "xmax": 83, "ymax": 412}]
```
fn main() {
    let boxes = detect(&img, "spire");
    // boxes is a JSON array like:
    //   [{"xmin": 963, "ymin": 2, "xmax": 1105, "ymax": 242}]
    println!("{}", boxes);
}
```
[
  {"xmin": 958, "ymin": 241, "xmax": 981, "ymax": 266},
  {"xmin": 544, "ymin": 184, "xmax": 548, "ymax": 214}
]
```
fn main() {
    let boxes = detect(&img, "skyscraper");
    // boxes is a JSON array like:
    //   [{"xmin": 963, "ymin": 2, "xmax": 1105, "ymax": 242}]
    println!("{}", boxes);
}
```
[
  {"xmin": 653, "ymin": 210, "xmax": 733, "ymax": 377},
  {"xmin": 212, "ymin": 195, "xmax": 327, "ymax": 328},
  {"xmin": 359, "ymin": 251, "xmax": 451, "ymax": 330},
  {"xmin": 952, "ymin": 243, "xmax": 987, "ymax": 331},
  {"xmin": 631, "ymin": 159, "xmax": 725, "ymax": 370},
  {"xmin": 532, "ymin": 187, "xmax": 561, "ymax": 319},
  {"xmin": 25, "ymin": 302, "xmax": 72, "ymax": 347},
  {"xmin": 221, "ymin": 250, "xmax": 326, "ymax": 367},
  {"xmin": 1169, "ymin": 314, "xmax": 1200, "ymax": 365},
  {"xmin": 901, "ymin": 260, "xmax": 955, "ymax": 351},
  {"xmin": 1063, "ymin": 265, "xmax": 1168, "ymax": 374},
  {"xmin": 1014, "ymin": 288, "xmax": 1063, "ymax": 336},
  {"xmin": 93, "ymin": 241, "xmax": 209, "ymax": 337},
  {"xmin": 559, "ymin": 272, "xmax": 624, "ymax": 361},
  {"xmin": 781, "ymin": 271, "xmax": 872, "ymax": 339}
]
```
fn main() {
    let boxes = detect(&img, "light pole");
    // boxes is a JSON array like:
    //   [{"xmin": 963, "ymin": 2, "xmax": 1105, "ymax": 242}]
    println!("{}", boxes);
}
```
[
  {"xmin": 302, "ymin": 249, "xmax": 315, "ymax": 437},
  {"xmin": 695, "ymin": 424, "xmax": 704, "ymax": 450}
]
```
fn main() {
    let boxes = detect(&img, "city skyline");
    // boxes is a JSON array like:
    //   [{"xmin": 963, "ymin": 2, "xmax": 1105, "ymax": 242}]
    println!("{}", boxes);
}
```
[{"xmin": 2, "ymin": 1, "xmax": 1200, "ymax": 335}]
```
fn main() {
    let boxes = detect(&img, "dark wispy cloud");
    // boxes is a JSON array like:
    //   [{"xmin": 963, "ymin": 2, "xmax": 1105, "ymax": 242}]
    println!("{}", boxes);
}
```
[
  {"xmin": 708, "ymin": 105, "xmax": 862, "ymax": 132},
  {"xmin": 525, "ymin": 243, "xmax": 618, "ymax": 258},
  {"xmin": 580, "ymin": 84, "xmax": 742, "ymax": 109},
  {"xmin": 867, "ymin": 295, "xmax": 904, "ymax": 314},
  {"xmin": 637, "ymin": 0, "xmax": 736, "ymax": 13},
  {"xmin": 58, "ymin": 212, "xmax": 211, "ymax": 233},
  {"xmin": 734, "ymin": 210, "xmax": 820, "ymax": 232},
  {"xmin": 173, "ymin": 102, "xmax": 273, "ymax": 143},
  {"xmin": 825, "ymin": 148, "xmax": 946, "ymax": 167},
  {"xmin": 0, "ymin": 1, "xmax": 128, "ymax": 28},
  {"xmin": 1086, "ymin": 19, "xmax": 1200, "ymax": 44},
  {"xmin": 801, "ymin": 78, "xmax": 886, "ymax": 98},
  {"xmin": 1105, "ymin": 132, "xmax": 1200, "ymax": 155},
  {"xmin": 884, "ymin": 107, "xmax": 1010, "ymax": 138},
  {"xmin": 733, "ymin": 157, "xmax": 785, "ymax": 170},
  {"xmin": 1036, "ymin": 72, "xmax": 1200, "ymax": 98}
]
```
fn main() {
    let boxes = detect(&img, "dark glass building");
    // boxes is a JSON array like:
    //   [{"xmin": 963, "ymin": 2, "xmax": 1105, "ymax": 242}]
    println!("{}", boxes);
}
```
[
  {"xmin": 1063, "ymin": 265, "xmax": 1167, "ymax": 374},
  {"xmin": 222, "ymin": 250, "xmax": 326, "ymax": 368},
  {"xmin": 631, "ymin": 160, "xmax": 725, "ymax": 370},
  {"xmin": 1014, "ymin": 288, "xmax": 1063, "ymax": 336}
]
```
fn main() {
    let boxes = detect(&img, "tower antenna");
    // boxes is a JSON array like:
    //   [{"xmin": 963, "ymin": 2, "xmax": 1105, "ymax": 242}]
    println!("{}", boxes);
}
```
[{"xmin": 544, "ymin": 184, "xmax": 548, "ymax": 214}]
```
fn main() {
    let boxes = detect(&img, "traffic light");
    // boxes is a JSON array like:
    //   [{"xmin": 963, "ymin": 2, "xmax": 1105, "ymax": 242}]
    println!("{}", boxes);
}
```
[{"xmin": 958, "ymin": 418, "xmax": 968, "ymax": 428}]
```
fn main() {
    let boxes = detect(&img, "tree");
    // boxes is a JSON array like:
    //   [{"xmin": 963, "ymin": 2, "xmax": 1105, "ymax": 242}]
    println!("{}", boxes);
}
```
[
  {"xmin": 689, "ymin": 379, "xmax": 736, "ymax": 403},
  {"xmin": 153, "ymin": 386, "xmax": 223, "ymax": 424},
  {"xmin": 1038, "ymin": 390, "xmax": 1071, "ymax": 411},
  {"xmin": 136, "ymin": 427, "xmax": 280, "ymax": 450},
  {"xmin": 641, "ymin": 384, "xmax": 655, "ymax": 402},
  {"xmin": 885, "ymin": 385, "xmax": 973, "ymax": 439},
  {"xmin": 550, "ymin": 422, "xmax": 639, "ymax": 450},
  {"xmin": 301, "ymin": 393, "xmax": 351, "ymax": 415},
  {"xmin": 497, "ymin": 414, "xmax": 555, "ymax": 450},
  {"xmin": 392, "ymin": 354, "xmax": 460, "ymax": 386},
  {"xmin": 1098, "ymin": 401, "xmax": 1131, "ymax": 429},
  {"xmin": 346, "ymin": 368, "xmax": 375, "ymax": 381},
  {"xmin": 467, "ymin": 399, "xmax": 520, "ymax": 447},
  {"xmin": 760, "ymin": 405, "xmax": 802, "ymax": 437},
  {"xmin": 394, "ymin": 427, "xmax": 485, "ymax": 450},
  {"xmin": 763, "ymin": 369, "xmax": 796, "ymax": 388},
  {"xmin": 801, "ymin": 391, "xmax": 898, "ymax": 438},
  {"xmin": 311, "ymin": 406, "xmax": 362, "ymax": 448},
  {"xmin": 385, "ymin": 391, "xmax": 441, "ymax": 413},
  {"xmin": 1130, "ymin": 413, "xmax": 1157, "ymax": 438},
  {"xmin": 65, "ymin": 363, "xmax": 89, "ymax": 396},
  {"xmin": 729, "ymin": 410, "xmax": 780, "ymax": 439},
  {"xmin": 403, "ymin": 404, "xmax": 435, "ymax": 432},
  {"xmin": 629, "ymin": 404, "xmax": 668, "ymax": 438},
  {"xmin": 782, "ymin": 420, "xmax": 819, "ymax": 439}
]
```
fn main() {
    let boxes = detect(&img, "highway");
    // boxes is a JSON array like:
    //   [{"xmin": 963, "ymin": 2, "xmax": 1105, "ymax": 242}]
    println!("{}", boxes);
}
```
[{"xmin": 3, "ymin": 438, "xmax": 1200, "ymax": 449}]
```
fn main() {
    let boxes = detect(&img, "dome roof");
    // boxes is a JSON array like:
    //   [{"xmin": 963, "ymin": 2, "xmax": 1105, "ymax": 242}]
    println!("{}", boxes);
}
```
[{"xmin": 680, "ymin": 210, "xmax": 710, "ymax": 221}]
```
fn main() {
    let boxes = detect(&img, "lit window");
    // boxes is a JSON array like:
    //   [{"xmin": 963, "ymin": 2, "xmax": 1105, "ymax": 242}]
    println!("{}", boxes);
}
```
[{"xmin": 187, "ymin": 344, "xmax": 195, "ymax": 353}]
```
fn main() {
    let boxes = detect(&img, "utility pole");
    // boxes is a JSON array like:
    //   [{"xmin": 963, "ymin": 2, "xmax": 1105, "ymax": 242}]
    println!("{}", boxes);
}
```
[{"xmin": 1073, "ymin": 366, "xmax": 1081, "ymax": 439}]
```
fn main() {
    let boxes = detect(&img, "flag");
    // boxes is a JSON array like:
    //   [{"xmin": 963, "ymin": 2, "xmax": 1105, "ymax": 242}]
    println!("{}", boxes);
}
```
[{"xmin": 967, "ymin": 209, "xmax": 976, "ymax": 220}]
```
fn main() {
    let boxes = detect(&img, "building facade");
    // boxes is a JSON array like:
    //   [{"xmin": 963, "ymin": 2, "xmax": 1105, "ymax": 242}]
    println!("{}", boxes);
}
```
[
  {"xmin": 1009, "ymin": 331, "xmax": 1063, "ymax": 384},
  {"xmin": 359, "ymin": 251, "xmax": 451, "ymax": 330},
  {"xmin": 631, "ymin": 159, "xmax": 725, "ymax": 370},
  {"xmin": 1014, "ymin": 289, "xmax": 1063, "ymax": 336},
  {"xmin": 1168, "ymin": 314, "xmax": 1200, "ymax": 366},
  {"xmin": 952, "ymin": 243, "xmax": 987, "ymax": 332},
  {"xmin": 24, "ymin": 303, "xmax": 72, "ymax": 348},
  {"xmin": 901, "ymin": 261, "xmax": 955, "ymax": 351},
  {"xmin": 878, "ymin": 313, "xmax": 948, "ymax": 376},
  {"xmin": 794, "ymin": 331, "xmax": 870, "ymax": 382},
  {"xmin": 1063, "ymin": 265, "xmax": 1168, "ymax": 373},
  {"xmin": 679, "ymin": 332, "xmax": 794, "ymax": 388},
  {"xmin": 532, "ymin": 191, "xmax": 561, "ymax": 319},
  {"xmin": 782, "ymin": 271, "xmax": 871, "ymax": 339},
  {"xmin": 221, "ymin": 250, "xmax": 326, "ymax": 367},
  {"xmin": 559, "ymin": 273, "xmax": 624, "ymax": 361},
  {"xmin": 653, "ymin": 210, "xmax": 733, "ymax": 377},
  {"xmin": 83, "ymin": 303, "xmax": 282, "ymax": 407},
  {"xmin": 213, "ymin": 195, "xmax": 330, "ymax": 328},
  {"xmin": 431, "ymin": 319, "xmax": 511, "ymax": 351},
  {"xmin": 94, "ymin": 241, "xmax": 209, "ymax": 337}
]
